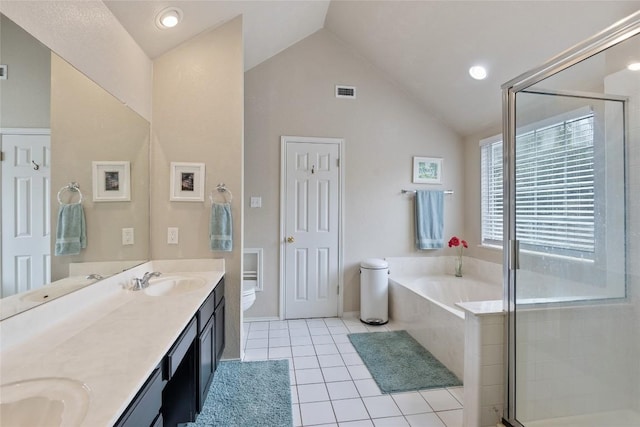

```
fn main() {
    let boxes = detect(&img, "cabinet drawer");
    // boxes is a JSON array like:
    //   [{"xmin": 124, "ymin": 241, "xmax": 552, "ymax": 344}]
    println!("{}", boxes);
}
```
[
  {"xmin": 215, "ymin": 297, "xmax": 225, "ymax": 363},
  {"xmin": 165, "ymin": 317, "xmax": 197, "ymax": 380},
  {"xmin": 214, "ymin": 277, "xmax": 225, "ymax": 308},
  {"xmin": 198, "ymin": 291, "xmax": 216, "ymax": 334},
  {"xmin": 115, "ymin": 367, "xmax": 163, "ymax": 427}
]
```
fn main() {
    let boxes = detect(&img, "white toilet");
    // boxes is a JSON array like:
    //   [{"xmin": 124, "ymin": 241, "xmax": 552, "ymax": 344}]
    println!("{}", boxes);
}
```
[{"xmin": 242, "ymin": 283, "xmax": 256, "ymax": 311}]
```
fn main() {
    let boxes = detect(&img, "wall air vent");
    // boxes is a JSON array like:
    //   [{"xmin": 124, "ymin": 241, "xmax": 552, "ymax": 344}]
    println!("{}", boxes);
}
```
[{"xmin": 335, "ymin": 85, "xmax": 356, "ymax": 99}]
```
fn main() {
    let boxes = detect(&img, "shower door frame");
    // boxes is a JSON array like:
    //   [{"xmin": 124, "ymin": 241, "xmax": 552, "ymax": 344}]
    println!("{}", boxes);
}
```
[{"xmin": 500, "ymin": 10, "xmax": 640, "ymax": 427}]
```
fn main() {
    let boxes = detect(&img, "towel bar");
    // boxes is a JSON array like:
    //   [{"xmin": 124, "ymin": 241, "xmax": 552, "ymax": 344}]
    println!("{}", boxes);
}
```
[
  {"xmin": 401, "ymin": 189, "xmax": 453, "ymax": 195},
  {"xmin": 57, "ymin": 182, "xmax": 84, "ymax": 204},
  {"xmin": 209, "ymin": 183, "xmax": 233, "ymax": 203}
]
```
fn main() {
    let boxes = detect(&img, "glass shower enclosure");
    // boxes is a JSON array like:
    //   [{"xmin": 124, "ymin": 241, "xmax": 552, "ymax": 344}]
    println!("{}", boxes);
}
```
[{"xmin": 501, "ymin": 11, "xmax": 640, "ymax": 427}]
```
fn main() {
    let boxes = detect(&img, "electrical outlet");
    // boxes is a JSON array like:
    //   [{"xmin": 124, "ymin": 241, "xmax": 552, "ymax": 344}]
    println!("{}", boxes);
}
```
[
  {"xmin": 250, "ymin": 196, "xmax": 262, "ymax": 208},
  {"xmin": 122, "ymin": 228, "xmax": 134, "ymax": 245},
  {"xmin": 168, "ymin": 227, "xmax": 179, "ymax": 244}
]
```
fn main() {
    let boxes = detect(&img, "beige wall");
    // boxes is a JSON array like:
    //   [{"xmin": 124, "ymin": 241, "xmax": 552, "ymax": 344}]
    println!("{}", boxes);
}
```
[
  {"xmin": 0, "ymin": 14, "xmax": 50, "ymax": 128},
  {"xmin": 245, "ymin": 29, "xmax": 464, "ymax": 318},
  {"xmin": 151, "ymin": 17, "xmax": 244, "ymax": 358},
  {"xmin": 50, "ymin": 54, "xmax": 150, "ymax": 281},
  {"xmin": 0, "ymin": 2, "xmax": 152, "ymax": 121}
]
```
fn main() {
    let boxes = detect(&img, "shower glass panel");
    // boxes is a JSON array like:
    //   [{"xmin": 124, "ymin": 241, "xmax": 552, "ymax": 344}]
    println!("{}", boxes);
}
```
[
  {"xmin": 514, "ymin": 92, "xmax": 631, "ymax": 426},
  {"xmin": 503, "ymin": 14, "xmax": 640, "ymax": 427}
]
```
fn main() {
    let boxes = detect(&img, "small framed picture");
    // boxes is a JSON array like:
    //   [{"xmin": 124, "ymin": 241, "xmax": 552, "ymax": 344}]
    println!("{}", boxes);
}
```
[
  {"xmin": 412, "ymin": 157, "xmax": 443, "ymax": 184},
  {"xmin": 92, "ymin": 161, "xmax": 131, "ymax": 202},
  {"xmin": 170, "ymin": 162, "xmax": 205, "ymax": 202}
]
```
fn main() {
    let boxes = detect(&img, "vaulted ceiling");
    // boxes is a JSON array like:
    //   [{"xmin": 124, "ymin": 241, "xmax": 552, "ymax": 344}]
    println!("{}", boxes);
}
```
[{"xmin": 105, "ymin": 1, "xmax": 640, "ymax": 137}]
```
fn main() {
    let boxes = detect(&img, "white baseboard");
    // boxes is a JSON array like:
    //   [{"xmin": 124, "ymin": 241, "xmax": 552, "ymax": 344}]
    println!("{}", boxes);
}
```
[
  {"xmin": 245, "ymin": 314, "xmax": 362, "ymax": 322},
  {"xmin": 244, "ymin": 316, "xmax": 280, "ymax": 322},
  {"xmin": 341, "ymin": 311, "xmax": 360, "ymax": 319}
]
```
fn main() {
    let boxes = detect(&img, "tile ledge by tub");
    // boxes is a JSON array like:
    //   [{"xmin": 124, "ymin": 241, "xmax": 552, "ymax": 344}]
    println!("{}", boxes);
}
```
[{"xmin": 456, "ymin": 300, "xmax": 504, "ymax": 316}]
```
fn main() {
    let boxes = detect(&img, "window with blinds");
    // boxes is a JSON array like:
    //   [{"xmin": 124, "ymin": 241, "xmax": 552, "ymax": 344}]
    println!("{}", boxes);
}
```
[{"xmin": 481, "ymin": 112, "xmax": 595, "ymax": 258}]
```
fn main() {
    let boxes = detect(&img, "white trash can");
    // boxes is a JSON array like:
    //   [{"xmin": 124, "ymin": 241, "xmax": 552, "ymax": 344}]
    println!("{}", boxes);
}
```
[{"xmin": 360, "ymin": 258, "xmax": 389, "ymax": 325}]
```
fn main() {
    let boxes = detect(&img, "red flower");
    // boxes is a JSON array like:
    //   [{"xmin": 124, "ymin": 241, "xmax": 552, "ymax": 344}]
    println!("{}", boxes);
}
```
[
  {"xmin": 461, "ymin": 240, "xmax": 468, "ymax": 249},
  {"xmin": 448, "ymin": 236, "xmax": 460, "ymax": 247}
]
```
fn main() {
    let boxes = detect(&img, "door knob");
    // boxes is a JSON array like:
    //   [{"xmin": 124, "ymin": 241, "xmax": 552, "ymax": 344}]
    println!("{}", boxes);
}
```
[{"xmin": 286, "ymin": 236, "xmax": 295, "ymax": 243}]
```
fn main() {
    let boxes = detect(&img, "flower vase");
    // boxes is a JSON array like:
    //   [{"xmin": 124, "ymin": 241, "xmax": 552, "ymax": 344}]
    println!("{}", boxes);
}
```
[{"xmin": 454, "ymin": 256, "xmax": 463, "ymax": 277}]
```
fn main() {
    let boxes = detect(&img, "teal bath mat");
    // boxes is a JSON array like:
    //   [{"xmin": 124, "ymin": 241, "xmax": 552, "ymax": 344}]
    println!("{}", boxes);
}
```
[
  {"xmin": 348, "ymin": 330, "xmax": 462, "ymax": 393},
  {"xmin": 187, "ymin": 359, "xmax": 292, "ymax": 427}
]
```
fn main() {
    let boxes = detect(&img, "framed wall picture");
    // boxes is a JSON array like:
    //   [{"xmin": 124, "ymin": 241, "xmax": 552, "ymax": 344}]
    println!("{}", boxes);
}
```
[
  {"xmin": 170, "ymin": 162, "xmax": 205, "ymax": 202},
  {"xmin": 92, "ymin": 161, "xmax": 131, "ymax": 202},
  {"xmin": 412, "ymin": 157, "xmax": 443, "ymax": 184}
]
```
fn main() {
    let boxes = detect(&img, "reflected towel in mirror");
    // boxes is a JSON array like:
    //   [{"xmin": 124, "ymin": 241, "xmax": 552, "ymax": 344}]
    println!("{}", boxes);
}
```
[{"xmin": 55, "ymin": 203, "xmax": 87, "ymax": 256}]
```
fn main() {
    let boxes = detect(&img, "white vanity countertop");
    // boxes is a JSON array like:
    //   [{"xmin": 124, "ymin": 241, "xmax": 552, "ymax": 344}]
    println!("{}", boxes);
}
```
[{"xmin": 0, "ymin": 269, "xmax": 224, "ymax": 427}]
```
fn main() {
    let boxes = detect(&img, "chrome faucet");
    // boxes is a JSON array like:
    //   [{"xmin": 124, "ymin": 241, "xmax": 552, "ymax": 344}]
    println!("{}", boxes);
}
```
[
  {"xmin": 86, "ymin": 273, "xmax": 104, "ymax": 280},
  {"xmin": 132, "ymin": 271, "xmax": 162, "ymax": 291}
]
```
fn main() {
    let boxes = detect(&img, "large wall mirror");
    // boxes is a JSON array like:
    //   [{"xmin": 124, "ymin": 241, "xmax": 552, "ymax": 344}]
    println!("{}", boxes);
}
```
[{"xmin": 0, "ymin": 14, "xmax": 150, "ymax": 320}]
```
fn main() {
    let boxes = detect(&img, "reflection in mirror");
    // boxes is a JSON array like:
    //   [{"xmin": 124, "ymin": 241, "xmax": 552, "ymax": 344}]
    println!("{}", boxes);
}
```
[{"xmin": 0, "ymin": 14, "xmax": 150, "ymax": 320}]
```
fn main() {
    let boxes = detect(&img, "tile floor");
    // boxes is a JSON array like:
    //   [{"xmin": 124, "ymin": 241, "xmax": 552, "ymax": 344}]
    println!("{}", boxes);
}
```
[{"xmin": 242, "ymin": 317, "xmax": 463, "ymax": 427}]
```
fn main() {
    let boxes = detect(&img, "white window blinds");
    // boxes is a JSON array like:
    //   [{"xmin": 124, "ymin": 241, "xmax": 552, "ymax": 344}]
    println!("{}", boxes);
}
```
[{"xmin": 481, "ymin": 112, "xmax": 595, "ymax": 257}]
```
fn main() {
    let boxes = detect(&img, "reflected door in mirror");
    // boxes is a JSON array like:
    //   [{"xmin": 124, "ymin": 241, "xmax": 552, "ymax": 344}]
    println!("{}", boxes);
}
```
[{"xmin": 1, "ymin": 131, "xmax": 51, "ymax": 297}]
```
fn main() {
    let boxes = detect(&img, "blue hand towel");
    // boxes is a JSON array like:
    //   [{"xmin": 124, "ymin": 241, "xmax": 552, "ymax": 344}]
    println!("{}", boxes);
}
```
[
  {"xmin": 415, "ymin": 190, "xmax": 444, "ymax": 250},
  {"xmin": 55, "ymin": 203, "xmax": 87, "ymax": 256},
  {"xmin": 210, "ymin": 202, "xmax": 233, "ymax": 252}
]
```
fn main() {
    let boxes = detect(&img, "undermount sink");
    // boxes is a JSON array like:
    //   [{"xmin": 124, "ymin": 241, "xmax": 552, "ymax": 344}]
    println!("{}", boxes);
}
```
[
  {"xmin": 144, "ymin": 276, "xmax": 206, "ymax": 297},
  {"xmin": 0, "ymin": 377, "xmax": 90, "ymax": 427}
]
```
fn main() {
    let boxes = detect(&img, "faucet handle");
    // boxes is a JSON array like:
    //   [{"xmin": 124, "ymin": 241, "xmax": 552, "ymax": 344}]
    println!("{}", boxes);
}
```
[{"xmin": 131, "ymin": 277, "xmax": 143, "ymax": 291}]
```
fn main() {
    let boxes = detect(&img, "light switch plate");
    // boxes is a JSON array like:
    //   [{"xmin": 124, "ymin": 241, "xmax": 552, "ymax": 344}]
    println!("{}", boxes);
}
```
[
  {"xmin": 168, "ymin": 227, "xmax": 179, "ymax": 244},
  {"xmin": 122, "ymin": 228, "xmax": 134, "ymax": 245},
  {"xmin": 250, "ymin": 196, "xmax": 262, "ymax": 208}
]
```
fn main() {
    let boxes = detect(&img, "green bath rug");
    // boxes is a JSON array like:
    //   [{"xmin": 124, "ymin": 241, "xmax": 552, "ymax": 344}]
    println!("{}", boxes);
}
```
[
  {"xmin": 348, "ymin": 330, "xmax": 462, "ymax": 393},
  {"xmin": 187, "ymin": 359, "xmax": 292, "ymax": 427}
]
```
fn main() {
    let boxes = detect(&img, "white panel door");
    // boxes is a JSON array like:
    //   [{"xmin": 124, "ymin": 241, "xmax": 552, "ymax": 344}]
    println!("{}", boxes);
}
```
[
  {"xmin": 283, "ymin": 138, "xmax": 341, "ymax": 319},
  {"xmin": 1, "ymin": 132, "xmax": 51, "ymax": 297}
]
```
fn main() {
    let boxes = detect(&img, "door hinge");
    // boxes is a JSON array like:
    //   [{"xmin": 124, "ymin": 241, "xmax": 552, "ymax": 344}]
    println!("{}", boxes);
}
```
[
  {"xmin": 508, "ymin": 239, "xmax": 520, "ymax": 270},
  {"xmin": 0, "ymin": 151, "xmax": 4, "ymax": 161},
  {"xmin": 337, "ymin": 284, "xmax": 340, "ymax": 295},
  {"xmin": 337, "ymin": 158, "xmax": 340, "ymax": 167}
]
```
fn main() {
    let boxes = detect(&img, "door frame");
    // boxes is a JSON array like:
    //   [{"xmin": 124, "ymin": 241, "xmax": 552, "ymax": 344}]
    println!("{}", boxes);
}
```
[
  {"xmin": 279, "ymin": 136, "xmax": 345, "ymax": 320},
  {"xmin": 0, "ymin": 127, "xmax": 52, "ymax": 296}
]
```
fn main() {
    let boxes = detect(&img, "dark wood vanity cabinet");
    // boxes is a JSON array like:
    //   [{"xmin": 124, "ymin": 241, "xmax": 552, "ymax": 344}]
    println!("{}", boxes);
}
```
[
  {"xmin": 197, "ymin": 277, "xmax": 225, "ymax": 412},
  {"xmin": 114, "ymin": 366, "xmax": 164, "ymax": 427},
  {"xmin": 114, "ymin": 276, "xmax": 225, "ymax": 427}
]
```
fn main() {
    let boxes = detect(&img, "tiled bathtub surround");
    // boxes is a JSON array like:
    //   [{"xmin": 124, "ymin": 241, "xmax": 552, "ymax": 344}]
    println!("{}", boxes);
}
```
[
  {"xmin": 460, "ymin": 308, "xmax": 504, "ymax": 427},
  {"xmin": 387, "ymin": 256, "xmax": 502, "ymax": 379},
  {"xmin": 386, "ymin": 257, "xmax": 505, "ymax": 427}
]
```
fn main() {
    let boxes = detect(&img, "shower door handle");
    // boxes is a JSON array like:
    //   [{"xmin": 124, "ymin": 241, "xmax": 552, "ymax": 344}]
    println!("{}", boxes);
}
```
[{"xmin": 508, "ymin": 239, "xmax": 520, "ymax": 270}]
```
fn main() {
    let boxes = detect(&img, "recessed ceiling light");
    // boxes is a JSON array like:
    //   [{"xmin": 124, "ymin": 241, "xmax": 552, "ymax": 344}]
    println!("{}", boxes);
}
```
[
  {"xmin": 627, "ymin": 62, "xmax": 640, "ymax": 71},
  {"xmin": 469, "ymin": 65, "xmax": 488, "ymax": 80},
  {"xmin": 156, "ymin": 7, "xmax": 182, "ymax": 29}
]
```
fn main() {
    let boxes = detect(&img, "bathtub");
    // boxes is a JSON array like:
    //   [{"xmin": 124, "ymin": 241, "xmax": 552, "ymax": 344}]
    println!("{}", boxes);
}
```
[{"xmin": 387, "ymin": 257, "xmax": 502, "ymax": 380}]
